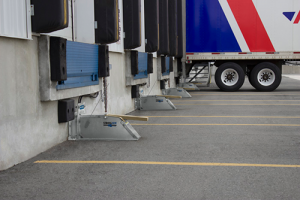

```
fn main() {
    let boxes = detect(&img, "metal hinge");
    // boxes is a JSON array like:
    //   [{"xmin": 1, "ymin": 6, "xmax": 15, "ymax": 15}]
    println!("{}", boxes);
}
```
[{"xmin": 30, "ymin": 5, "xmax": 34, "ymax": 16}]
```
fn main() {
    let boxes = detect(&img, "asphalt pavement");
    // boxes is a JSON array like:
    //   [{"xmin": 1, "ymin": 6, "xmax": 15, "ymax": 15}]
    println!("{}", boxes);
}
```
[{"xmin": 1, "ymin": 76, "xmax": 300, "ymax": 200}]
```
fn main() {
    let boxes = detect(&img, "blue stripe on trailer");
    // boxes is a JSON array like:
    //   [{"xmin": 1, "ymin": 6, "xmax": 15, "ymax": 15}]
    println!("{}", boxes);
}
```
[{"xmin": 186, "ymin": 0, "xmax": 241, "ymax": 53}]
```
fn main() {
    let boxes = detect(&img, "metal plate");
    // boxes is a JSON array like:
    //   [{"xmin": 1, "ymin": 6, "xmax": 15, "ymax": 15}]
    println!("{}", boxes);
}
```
[
  {"xmin": 69, "ymin": 115, "xmax": 141, "ymax": 141},
  {"xmin": 164, "ymin": 88, "xmax": 192, "ymax": 98},
  {"xmin": 138, "ymin": 96, "xmax": 176, "ymax": 110}
]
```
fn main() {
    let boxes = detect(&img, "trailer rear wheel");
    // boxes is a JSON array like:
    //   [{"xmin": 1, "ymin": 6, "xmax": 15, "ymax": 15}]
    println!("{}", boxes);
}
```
[
  {"xmin": 215, "ymin": 62, "xmax": 245, "ymax": 92},
  {"xmin": 250, "ymin": 62, "xmax": 281, "ymax": 91}
]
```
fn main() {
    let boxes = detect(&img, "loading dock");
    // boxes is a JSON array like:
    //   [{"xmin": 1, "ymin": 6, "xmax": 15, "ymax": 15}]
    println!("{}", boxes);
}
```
[{"xmin": 1, "ymin": 76, "xmax": 300, "ymax": 199}]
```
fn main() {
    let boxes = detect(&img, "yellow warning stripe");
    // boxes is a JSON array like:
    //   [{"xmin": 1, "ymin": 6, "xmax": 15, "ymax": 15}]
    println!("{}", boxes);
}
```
[
  {"xmin": 192, "ymin": 94, "xmax": 300, "ymax": 96},
  {"xmin": 146, "ymin": 116, "xmax": 300, "ymax": 119},
  {"xmin": 64, "ymin": 0, "xmax": 67, "ymax": 25},
  {"xmin": 174, "ymin": 104, "xmax": 300, "ymax": 106},
  {"xmin": 34, "ymin": 160, "xmax": 300, "ymax": 168},
  {"xmin": 131, "ymin": 124, "xmax": 300, "ymax": 127},
  {"xmin": 172, "ymin": 100, "xmax": 300, "ymax": 102}
]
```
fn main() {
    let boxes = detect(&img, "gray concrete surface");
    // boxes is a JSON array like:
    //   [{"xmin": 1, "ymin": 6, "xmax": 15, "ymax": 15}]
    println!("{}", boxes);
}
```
[
  {"xmin": 282, "ymin": 65, "xmax": 300, "ymax": 74},
  {"xmin": 1, "ymin": 76, "xmax": 300, "ymax": 200}
]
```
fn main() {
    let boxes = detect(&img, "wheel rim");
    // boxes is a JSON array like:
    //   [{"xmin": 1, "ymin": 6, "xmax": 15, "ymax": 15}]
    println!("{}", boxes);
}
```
[
  {"xmin": 257, "ymin": 68, "xmax": 275, "ymax": 86},
  {"xmin": 220, "ymin": 68, "xmax": 239, "ymax": 86}
]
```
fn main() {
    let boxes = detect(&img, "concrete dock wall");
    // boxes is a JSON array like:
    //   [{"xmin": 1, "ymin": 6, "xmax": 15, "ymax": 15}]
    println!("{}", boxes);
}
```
[
  {"xmin": 0, "ymin": 36, "xmax": 68, "ymax": 170},
  {"xmin": 0, "ymin": 36, "xmax": 175, "ymax": 170}
]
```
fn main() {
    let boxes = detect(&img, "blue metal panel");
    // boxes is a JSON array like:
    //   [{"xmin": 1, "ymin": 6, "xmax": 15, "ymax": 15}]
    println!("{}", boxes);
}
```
[
  {"xmin": 186, "ymin": 0, "xmax": 241, "ymax": 53},
  {"xmin": 57, "ymin": 41, "xmax": 99, "ymax": 90},
  {"xmin": 134, "ymin": 52, "xmax": 148, "ymax": 80},
  {"xmin": 162, "ymin": 57, "xmax": 170, "ymax": 76}
]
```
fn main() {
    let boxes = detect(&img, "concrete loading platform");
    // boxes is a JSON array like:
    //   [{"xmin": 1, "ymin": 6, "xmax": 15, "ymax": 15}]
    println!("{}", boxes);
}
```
[{"xmin": 1, "ymin": 76, "xmax": 300, "ymax": 199}]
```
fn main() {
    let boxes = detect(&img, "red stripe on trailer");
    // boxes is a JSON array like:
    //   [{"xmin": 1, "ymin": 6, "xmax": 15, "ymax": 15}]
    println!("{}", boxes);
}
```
[
  {"xmin": 294, "ymin": 11, "xmax": 300, "ymax": 24},
  {"xmin": 239, "ymin": 52, "xmax": 247, "ymax": 54},
  {"xmin": 294, "ymin": 52, "xmax": 300, "ymax": 54},
  {"xmin": 227, "ymin": 0, "xmax": 275, "ymax": 52},
  {"xmin": 212, "ymin": 53, "xmax": 220, "ymax": 55},
  {"xmin": 186, "ymin": 53, "xmax": 194, "ymax": 55}
]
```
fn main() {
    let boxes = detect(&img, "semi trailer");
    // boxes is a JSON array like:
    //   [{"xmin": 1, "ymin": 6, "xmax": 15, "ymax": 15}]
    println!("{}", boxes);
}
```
[{"xmin": 184, "ymin": 0, "xmax": 300, "ymax": 91}]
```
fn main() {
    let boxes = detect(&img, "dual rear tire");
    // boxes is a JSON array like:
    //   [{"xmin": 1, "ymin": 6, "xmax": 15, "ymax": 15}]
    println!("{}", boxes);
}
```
[
  {"xmin": 215, "ymin": 62, "xmax": 245, "ymax": 92},
  {"xmin": 215, "ymin": 62, "xmax": 281, "ymax": 92},
  {"xmin": 249, "ymin": 62, "xmax": 281, "ymax": 91}
]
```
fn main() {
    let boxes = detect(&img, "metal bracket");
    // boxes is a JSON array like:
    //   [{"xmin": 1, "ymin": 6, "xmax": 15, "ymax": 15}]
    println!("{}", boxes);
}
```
[
  {"xmin": 162, "ymin": 88, "xmax": 192, "ymax": 98},
  {"xmin": 136, "ymin": 96, "xmax": 176, "ymax": 111},
  {"xmin": 69, "ymin": 115, "xmax": 141, "ymax": 141},
  {"xmin": 177, "ymin": 83, "xmax": 200, "ymax": 90}
]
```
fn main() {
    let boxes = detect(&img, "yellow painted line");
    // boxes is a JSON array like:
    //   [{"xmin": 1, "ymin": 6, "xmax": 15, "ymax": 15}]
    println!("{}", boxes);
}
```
[
  {"xmin": 191, "ymin": 92, "xmax": 300, "ymax": 94},
  {"xmin": 192, "ymin": 94, "xmax": 300, "ymax": 96},
  {"xmin": 174, "ymin": 104, "xmax": 300, "ymax": 106},
  {"xmin": 131, "ymin": 124, "xmax": 300, "ymax": 127},
  {"xmin": 146, "ymin": 116, "xmax": 300, "ymax": 119},
  {"xmin": 172, "ymin": 100, "xmax": 300, "ymax": 102},
  {"xmin": 34, "ymin": 160, "xmax": 300, "ymax": 168}
]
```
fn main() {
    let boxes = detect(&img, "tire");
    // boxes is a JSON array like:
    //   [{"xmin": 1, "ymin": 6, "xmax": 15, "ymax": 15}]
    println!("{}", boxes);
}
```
[
  {"xmin": 215, "ymin": 62, "xmax": 245, "ymax": 92},
  {"xmin": 250, "ymin": 62, "xmax": 281, "ymax": 91}
]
